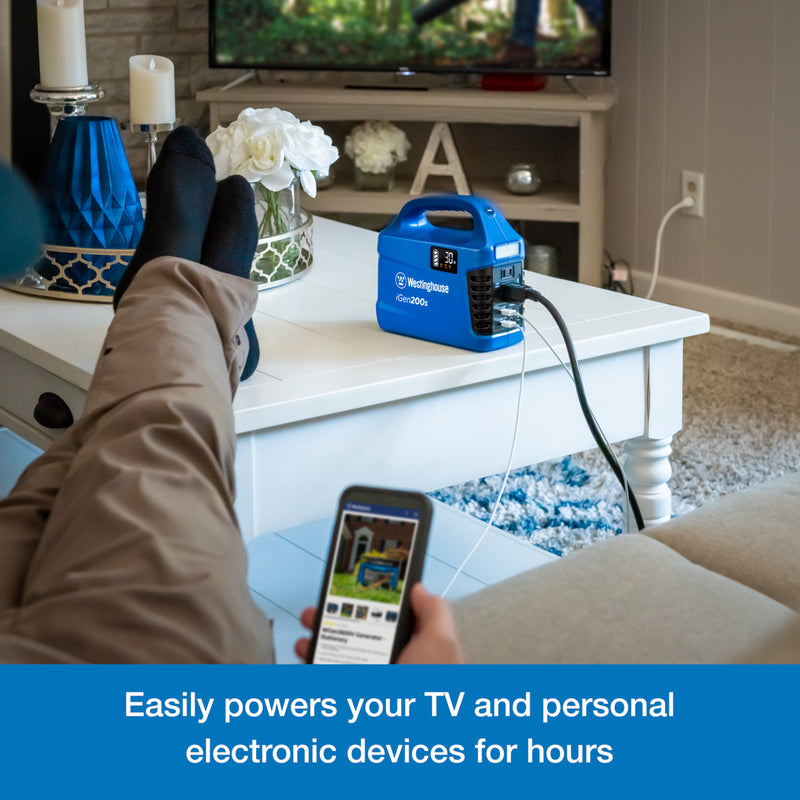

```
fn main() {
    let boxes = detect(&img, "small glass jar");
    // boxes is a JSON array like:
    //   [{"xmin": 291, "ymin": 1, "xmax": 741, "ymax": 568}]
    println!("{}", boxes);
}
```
[
  {"xmin": 527, "ymin": 244, "xmax": 559, "ymax": 277},
  {"xmin": 354, "ymin": 165, "xmax": 396, "ymax": 191},
  {"xmin": 505, "ymin": 163, "xmax": 543, "ymax": 195}
]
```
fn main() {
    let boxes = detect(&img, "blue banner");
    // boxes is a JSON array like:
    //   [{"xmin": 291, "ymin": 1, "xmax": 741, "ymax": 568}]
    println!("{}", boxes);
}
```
[{"xmin": 1, "ymin": 665, "xmax": 796, "ymax": 797}]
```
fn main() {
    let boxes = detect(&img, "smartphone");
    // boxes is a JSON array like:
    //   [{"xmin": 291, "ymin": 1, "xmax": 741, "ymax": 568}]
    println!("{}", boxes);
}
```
[{"xmin": 307, "ymin": 485, "xmax": 433, "ymax": 664}]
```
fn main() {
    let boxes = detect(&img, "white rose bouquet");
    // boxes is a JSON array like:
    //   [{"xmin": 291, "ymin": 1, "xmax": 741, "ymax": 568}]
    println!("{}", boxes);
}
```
[
  {"xmin": 344, "ymin": 120, "xmax": 411, "ymax": 174},
  {"xmin": 207, "ymin": 107, "xmax": 339, "ymax": 238}
]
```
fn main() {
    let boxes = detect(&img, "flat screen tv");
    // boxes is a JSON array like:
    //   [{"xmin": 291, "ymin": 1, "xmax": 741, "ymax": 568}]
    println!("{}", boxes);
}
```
[{"xmin": 209, "ymin": 0, "xmax": 611, "ymax": 79}]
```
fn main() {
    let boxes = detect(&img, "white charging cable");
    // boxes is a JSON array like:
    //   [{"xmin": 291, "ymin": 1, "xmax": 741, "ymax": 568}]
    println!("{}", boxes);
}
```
[
  {"xmin": 440, "ymin": 320, "xmax": 528, "ymax": 598},
  {"xmin": 644, "ymin": 196, "xmax": 695, "ymax": 300}
]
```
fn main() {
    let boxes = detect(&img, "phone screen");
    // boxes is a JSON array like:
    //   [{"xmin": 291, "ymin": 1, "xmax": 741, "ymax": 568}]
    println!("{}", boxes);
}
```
[{"xmin": 310, "ymin": 491, "xmax": 429, "ymax": 664}]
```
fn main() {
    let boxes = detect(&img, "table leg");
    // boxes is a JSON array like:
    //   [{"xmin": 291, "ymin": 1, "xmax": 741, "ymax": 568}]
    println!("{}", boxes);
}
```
[{"xmin": 623, "ymin": 435, "xmax": 673, "ymax": 526}]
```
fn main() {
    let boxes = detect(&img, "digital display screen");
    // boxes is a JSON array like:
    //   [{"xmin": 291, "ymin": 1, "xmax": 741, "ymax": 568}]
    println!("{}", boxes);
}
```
[
  {"xmin": 312, "ymin": 501, "xmax": 423, "ymax": 664},
  {"xmin": 211, "ymin": 0, "xmax": 612, "ymax": 78},
  {"xmin": 431, "ymin": 246, "xmax": 457, "ymax": 274}
]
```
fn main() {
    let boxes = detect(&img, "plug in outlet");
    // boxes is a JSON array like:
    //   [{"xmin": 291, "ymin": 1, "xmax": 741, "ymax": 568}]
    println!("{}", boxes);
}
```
[{"xmin": 681, "ymin": 170, "xmax": 704, "ymax": 217}]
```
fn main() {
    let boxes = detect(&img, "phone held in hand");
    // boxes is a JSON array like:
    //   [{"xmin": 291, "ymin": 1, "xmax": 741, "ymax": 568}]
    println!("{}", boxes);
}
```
[{"xmin": 307, "ymin": 485, "xmax": 433, "ymax": 664}]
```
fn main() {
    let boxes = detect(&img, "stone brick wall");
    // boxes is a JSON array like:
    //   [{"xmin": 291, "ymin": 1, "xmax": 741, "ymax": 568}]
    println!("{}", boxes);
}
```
[{"xmin": 82, "ymin": 0, "xmax": 239, "ymax": 182}]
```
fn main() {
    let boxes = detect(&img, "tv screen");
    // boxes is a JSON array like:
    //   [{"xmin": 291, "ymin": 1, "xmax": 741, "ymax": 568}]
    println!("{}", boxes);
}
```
[{"xmin": 210, "ymin": 0, "xmax": 611, "ymax": 77}]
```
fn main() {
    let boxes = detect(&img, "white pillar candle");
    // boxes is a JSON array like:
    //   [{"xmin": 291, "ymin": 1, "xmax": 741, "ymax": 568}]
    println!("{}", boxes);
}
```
[
  {"xmin": 129, "ymin": 55, "xmax": 176, "ymax": 125},
  {"xmin": 36, "ymin": 0, "xmax": 89, "ymax": 88}
]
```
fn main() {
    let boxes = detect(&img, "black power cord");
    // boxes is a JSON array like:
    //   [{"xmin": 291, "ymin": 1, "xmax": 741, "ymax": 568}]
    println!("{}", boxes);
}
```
[{"xmin": 496, "ymin": 282, "xmax": 646, "ymax": 531}]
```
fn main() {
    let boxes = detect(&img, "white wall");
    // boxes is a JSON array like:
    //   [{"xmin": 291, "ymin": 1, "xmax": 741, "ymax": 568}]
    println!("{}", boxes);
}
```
[{"xmin": 606, "ymin": 0, "xmax": 800, "ymax": 334}]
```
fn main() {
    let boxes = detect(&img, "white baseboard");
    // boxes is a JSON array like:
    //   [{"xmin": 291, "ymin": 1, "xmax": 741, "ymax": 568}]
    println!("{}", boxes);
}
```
[{"xmin": 631, "ymin": 270, "xmax": 800, "ymax": 339}]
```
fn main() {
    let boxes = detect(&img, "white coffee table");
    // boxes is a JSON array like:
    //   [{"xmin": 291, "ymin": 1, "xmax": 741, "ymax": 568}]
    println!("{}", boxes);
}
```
[{"xmin": 0, "ymin": 216, "xmax": 709, "ymax": 541}]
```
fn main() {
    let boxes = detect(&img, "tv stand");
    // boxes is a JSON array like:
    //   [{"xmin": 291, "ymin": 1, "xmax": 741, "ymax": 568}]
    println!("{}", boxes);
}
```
[
  {"xmin": 197, "ymin": 82, "xmax": 614, "ymax": 285},
  {"xmin": 343, "ymin": 84, "xmax": 430, "ymax": 91}
]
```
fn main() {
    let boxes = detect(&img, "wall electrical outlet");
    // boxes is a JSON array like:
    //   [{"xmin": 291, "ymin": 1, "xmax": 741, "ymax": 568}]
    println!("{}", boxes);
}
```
[{"xmin": 681, "ymin": 170, "xmax": 705, "ymax": 217}]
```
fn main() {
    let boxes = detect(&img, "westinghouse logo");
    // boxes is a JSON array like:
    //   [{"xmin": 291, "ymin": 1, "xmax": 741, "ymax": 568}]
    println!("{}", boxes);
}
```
[{"xmin": 395, "ymin": 272, "xmax": 450, "ymax": 294}]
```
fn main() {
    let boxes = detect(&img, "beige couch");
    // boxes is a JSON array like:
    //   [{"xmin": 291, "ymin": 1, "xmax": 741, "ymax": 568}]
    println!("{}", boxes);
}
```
[{"xmin": 453, "ymin": 475, "xmax": 800, "ymax": 663}]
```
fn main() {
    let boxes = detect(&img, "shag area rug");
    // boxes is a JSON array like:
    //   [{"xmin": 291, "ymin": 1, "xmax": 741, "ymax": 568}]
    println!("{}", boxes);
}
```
[{"xmin": 430, "ymin": 321, "xmax": 800, "ymax": 556}]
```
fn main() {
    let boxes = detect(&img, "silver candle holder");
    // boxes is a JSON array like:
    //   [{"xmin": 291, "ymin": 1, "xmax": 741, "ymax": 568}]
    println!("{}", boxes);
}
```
[
  {"xmin": 125, "ymin": 120, "xmax": 180, "ymax": 176},
  {"xmin": 30, "ymin": 83, "xmax": 105, "ymax": 138}
]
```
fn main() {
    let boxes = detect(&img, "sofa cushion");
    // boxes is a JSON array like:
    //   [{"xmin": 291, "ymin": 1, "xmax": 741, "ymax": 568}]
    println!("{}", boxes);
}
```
[
  {"xmin": 452, "ymin": 533, "xmax": 797, "ymax": 663},
  {"xmin": 646, "ymin": 475, "xmax": 800, "ymax": 610},
  {"xmin": 735, "ymin": 617, "xmax": 800, "ymax": 662}
]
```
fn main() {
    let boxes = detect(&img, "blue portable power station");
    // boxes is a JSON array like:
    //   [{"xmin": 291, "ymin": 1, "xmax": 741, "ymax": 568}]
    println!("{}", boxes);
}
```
[{"xmin": 377, "ymin": 195, "xmax": 526, "ymax": 351}]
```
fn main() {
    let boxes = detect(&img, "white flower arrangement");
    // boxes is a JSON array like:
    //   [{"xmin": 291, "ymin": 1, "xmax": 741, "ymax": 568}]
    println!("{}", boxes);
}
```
[
  {"xmin": 344, "ymin": 120, "xmax": 411, "ymax": 174},
  {"xmin": 206, "ymin": 107, "xmax": 339, "ymax": 239},
  {"xmin": 207, "ymin": 106, "xmax": 338, "ymax": 197}
]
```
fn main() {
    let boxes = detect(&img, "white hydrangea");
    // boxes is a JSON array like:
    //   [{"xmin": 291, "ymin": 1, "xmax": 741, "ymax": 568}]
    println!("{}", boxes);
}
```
[{"xmin": 344, "ymin": 120, "xmax": 411, "ymax": 174}]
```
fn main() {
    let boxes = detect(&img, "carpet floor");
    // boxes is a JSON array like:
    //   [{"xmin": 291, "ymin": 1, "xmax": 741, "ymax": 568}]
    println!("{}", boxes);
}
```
[{"xmin": 431, "ymin": 319, "xmax": 800, "ymax": 556}]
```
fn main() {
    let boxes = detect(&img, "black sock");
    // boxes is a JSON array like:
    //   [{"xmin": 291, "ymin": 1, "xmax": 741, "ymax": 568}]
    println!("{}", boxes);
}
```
[
  {"xmin": 113, "ymin": 126, "xmax": 217, "ymax": 309},
  {"xmin": 201, "ymin": 175, "xmax": 260, "ymax": 380}
]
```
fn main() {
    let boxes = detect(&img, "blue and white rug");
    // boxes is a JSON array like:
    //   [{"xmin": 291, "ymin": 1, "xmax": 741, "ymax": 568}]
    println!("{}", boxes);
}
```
[
  {"xmin": 431, "ymin": 324, "xmax": 800, "ymax": 558},
  {"xmin": 429, "ymin": 453, "xmax": 628, "ymax": 557}
]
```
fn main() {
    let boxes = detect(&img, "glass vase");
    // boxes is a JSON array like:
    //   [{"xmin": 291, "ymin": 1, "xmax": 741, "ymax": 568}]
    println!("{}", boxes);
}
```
[
  {"xmin": 354, "ymin": 165, "xmax": 395, "ymax": 191},
  {"xmin": 253, "ymin": 177, "xmax": 301, "ymax": 239},
  {"xmin": 251, "ymin": 177, "xmax": 313, "ymax": 289}
]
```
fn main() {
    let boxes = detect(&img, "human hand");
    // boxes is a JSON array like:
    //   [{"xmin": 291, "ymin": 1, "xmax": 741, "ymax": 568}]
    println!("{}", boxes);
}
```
[
  {"xmin": 395, "ymin": 583, "xmax": 463, "ymax": 664},
  {"xmin": 294, "ymin": 606, "xmax": 317, "ymax": 663}
]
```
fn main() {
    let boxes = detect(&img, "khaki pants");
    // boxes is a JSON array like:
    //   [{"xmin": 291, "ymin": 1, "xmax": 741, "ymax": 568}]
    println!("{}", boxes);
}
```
[{"xmin": 0, "ymin": 258, "xmax": 275, "ymax": 663}]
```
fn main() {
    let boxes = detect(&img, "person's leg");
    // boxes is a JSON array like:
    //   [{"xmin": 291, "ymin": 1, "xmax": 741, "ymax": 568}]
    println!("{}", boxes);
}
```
[
  {"xmin": 0, "ymin": 129, "xmax": 272, "ymax": 662},
  {"xmin": 479, "ymin": 0, "xmax": 541, "ymax": 66},
  {"xmin": 111, "ymin": 126, "xmax": 217, "ymax": 305},
  {"xmin": 576, "ymin": 0, "xmax": 603, "ymax": 29},
  {"xmin": 509, "ymin": 0, "xmax": 542, "ymax": 48},
  {"xmin": 114, "ymin": 126, "xmax": 260, "ymax": 380},
  {"xmin": 202, "ymin": 173, "xmax": 260, "ymax": 379},
  {"xmin": 0, "ymin": 432, "xmax": 81, "ymax": 613},
  {"xmin": 0, "ymin": 127, "xmax": 239, "ymax": 618},
  {"xmin": 2, "ymin": 257, "xmax": 272, "ymax": 663}
]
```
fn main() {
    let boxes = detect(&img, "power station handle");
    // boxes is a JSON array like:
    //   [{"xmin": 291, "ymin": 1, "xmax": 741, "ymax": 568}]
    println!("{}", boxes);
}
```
[
  {"xmin": 396, "ymin": 194, "xmax": 497, "ymax": 239},
  {"xmin": 33, "ymin": 391, "xmax": 74, "ymax": 429}
]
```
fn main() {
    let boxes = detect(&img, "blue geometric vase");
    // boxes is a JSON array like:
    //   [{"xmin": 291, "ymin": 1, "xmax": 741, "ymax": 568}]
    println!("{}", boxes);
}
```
[{"xmin": 36, "ymin": 115, "xmax": 144, "ymax": 300}]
